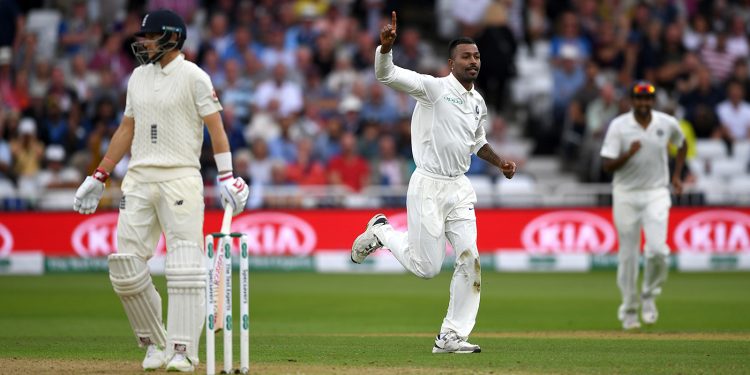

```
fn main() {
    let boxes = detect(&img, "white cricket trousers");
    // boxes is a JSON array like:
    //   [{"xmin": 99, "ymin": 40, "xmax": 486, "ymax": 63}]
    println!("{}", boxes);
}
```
[
  {"xmin": 612, "ymin": 186, "xmax": 671, "ymax": 313},
  {"xmin": 373, "ymin": 168, "xmax": 481, "ymax": 338},
  {"xmin": 116, "ymin": 175, "xmax": 206, "ymax": 363}
]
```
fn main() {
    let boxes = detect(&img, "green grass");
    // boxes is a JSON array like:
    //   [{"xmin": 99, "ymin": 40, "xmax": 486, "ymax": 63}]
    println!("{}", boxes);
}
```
[{"xmin": 1, "ymin": 272, "xmax": 749, "ymax": 374}]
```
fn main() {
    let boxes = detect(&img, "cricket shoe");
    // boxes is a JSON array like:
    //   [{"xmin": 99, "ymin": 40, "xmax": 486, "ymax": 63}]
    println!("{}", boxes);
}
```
[
  {"xmin": 166, "ymin": 352, "xmax": 194, "ymax": 372},
  {"xmin": 432, "ymin": 331, "xmax": 481, "ymax": 354},
  {"xmin": 351, "ymin": 214, "xmax": 388, "ymax": 264},
  {"xmin": 621, "ymin": 310, "xmax": 641, "ymax": 330},
  {"xmin": 641, "ymin": 296, "xmax": 658, "ymax": 325},
  {"xmin": 142, "ymin": 344, "xmax": 166, "ymax": 371}
]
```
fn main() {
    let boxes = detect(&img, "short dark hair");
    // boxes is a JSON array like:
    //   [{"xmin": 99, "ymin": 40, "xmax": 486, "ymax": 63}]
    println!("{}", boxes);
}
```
[{"xmin": 448, "ymin": 37, "xmax": 476, "ymax": 59}]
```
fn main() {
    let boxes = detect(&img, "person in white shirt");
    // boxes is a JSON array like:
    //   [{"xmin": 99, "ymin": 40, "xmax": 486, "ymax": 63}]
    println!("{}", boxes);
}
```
[
  {"xmin": 72, "ymin": 10, "xmax": 249, "ymax": 372},
  {"xmin": 600, "ymin": 81, "xmax": 687, "ymax": 330},
  {"xmin": 351, "ymin": 12, "xmax": 517, "ymax": 354},
  {"xmin": 716, "ymin": 80, "xmax": 750, "ymax": 142}
]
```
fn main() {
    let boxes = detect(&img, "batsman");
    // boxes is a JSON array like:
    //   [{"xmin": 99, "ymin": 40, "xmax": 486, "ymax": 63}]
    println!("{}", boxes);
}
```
[{"xmin": 72, "ymin": 9, "xmax": 249, "ymax": 372}]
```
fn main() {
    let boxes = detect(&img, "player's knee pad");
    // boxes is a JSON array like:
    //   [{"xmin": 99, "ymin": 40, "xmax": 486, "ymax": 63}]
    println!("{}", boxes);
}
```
[
  {"xmin": 108, "ymin": 253, "xmax": 167, "ymax": 348},
  {"xmin": 165, "ymin": 240, "xmax": 205, "ymax": 362}
]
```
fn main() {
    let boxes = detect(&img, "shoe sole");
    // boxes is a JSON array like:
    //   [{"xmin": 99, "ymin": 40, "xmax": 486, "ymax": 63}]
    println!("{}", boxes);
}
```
[{"xmin": 432, "ymin": 346, "xmax": 481, "ymax": 354}]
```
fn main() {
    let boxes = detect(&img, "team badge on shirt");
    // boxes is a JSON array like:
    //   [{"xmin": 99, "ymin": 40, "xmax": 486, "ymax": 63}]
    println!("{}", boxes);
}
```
[
  {"xmin": 656, "ymin": 129, "xmax": 664, "ymax": 137},
  {"xmin": 211, "ymin": 89, "xmax": 219, "ymax": 102}
]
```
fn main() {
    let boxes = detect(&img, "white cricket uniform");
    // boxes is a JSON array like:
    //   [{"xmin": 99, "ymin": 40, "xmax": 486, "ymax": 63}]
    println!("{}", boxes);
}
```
[
  {"xmin": 116, "ymin": 54, "xmax": 222, "ymax": 362},
  {"xmin": 600, "ymin": 110, "xmax": 685, "ymax": 315},
  {"xmin": 372, "ymin": 46, "xmax": 488, "ymax": 339}
]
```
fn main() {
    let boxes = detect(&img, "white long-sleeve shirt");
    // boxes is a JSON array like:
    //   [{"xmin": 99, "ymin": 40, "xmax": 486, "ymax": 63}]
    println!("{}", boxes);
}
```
[{"xmin": 374, "ymin": 46, "xmax": 488, "ymax": 177}]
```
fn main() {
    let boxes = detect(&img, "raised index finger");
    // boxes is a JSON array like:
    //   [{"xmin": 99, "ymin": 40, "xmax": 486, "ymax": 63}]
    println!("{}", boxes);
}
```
[{"xmin": 392, "ymin": 11, "xmax": 397, "ymax": 29}]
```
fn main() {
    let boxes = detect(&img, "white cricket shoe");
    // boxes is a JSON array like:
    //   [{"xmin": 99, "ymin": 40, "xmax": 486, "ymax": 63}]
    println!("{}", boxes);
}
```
[
  {"xmin": 641, "ymin": 297, "xmax": 658, "ymax": 325},
  {"xmin": 351, "ymin": 214, "xmax": 388, "ymax": 264},
  {"xmin": 432, "ymin": 331, "xmax": 481, "ymax": 354},
  {"xmin": 621, "ymin": 311, "xmax": 641, "ymax": 330},
  {"xmin": 142, "ymin": 344, "xmax": 166, "ymax": 371},
  {"xmin": 166, "ymin": 352, "xmax": 194, "ymax": 372}
]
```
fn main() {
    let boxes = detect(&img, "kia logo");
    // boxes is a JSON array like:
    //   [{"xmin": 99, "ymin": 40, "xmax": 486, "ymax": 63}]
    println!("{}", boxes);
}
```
[
  {"xmin": 232, "ymin": 213, "xmax": 316, "ymax": 256},
  {"xmin": 674, "ymin": 210, "xmax": 750, "ymax": 252},
  {"xmin": 72, "ymin": 214, "xmax": 166, "ymax": 257},
  {"xmin": 522, "ymin": 211, "xmax": 616, "ymax": 254},
  {"xmin": 0, "ymin": 222, "xmax": 13, "ymax": 256}
]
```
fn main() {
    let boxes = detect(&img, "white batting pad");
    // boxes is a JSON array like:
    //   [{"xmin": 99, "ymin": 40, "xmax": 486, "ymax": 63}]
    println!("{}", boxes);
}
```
[
  {"xmin": 108, "ymin": 254, "xmax": 167, "ymax": 348},
  {"xmin": 165, "ymin": 240, "xmax": 206, "ymax": 364}
]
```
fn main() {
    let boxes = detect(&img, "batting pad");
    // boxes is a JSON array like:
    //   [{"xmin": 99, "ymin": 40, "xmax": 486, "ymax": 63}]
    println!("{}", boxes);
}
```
[
  {"xmin": 108, "ymin": 254, "xmax": 167, "ymax": 348},
  {"xmin": 165, "ymin": 240, "xmax": 206, "ymax": 364}
]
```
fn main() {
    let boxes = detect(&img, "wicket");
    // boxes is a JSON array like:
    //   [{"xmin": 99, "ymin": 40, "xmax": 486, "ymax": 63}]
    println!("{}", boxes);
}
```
[{"xmin": 205, "ymin": 232, "xmax": 249, "ymax": 375}]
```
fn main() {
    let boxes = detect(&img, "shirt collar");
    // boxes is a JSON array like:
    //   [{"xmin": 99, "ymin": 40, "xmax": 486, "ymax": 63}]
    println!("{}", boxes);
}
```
[
  {"xmin": 448, "ymin": 73, "xmax": 475, "ymax": 95},
  {"xmin": 156, "ymin": 54, "xmax": 184, "ymax": 75}
]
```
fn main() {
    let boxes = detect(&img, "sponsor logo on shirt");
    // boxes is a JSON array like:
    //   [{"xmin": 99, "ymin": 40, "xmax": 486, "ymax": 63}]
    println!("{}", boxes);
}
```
[{"xmin": 443, "ymin": 95, "xmax": 464, "ymax": 105}]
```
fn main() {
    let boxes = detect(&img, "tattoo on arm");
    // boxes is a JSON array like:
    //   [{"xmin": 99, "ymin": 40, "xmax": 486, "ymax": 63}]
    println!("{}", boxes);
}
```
[{"xmin": 477, "ymin": 144, "xmax": 504, "ymax": 169}]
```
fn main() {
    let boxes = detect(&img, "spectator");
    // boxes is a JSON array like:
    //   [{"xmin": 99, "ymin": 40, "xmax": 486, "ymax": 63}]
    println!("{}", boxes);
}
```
[
  {"xmin": 46, "ymin": 66, "xmax": 78, "ymax": 115},
  {"xmin": 200, "ymin": 48, "xmax": 226, "ymax": 90},
  {"xmin": 58, "ymin": 0, "xmax": 96, "ymax": 57},
  {"xmin": 551, "ymin": 44, "xmax": 586, "ymax": 149},
  {"xmin": 259, "ymin": 26, "xmax": 296, "ymax": 69},
  {"xmin": 286, "ymin": 137, "xmax": 327, "ymax": 186},
  {"xmin": 679, "ymin": 68, "xmax": 723, "ymax": 138},
  {"xmin": 655, "ymin": 22, "xmax": 687, "ymax": 91},
  {"xmin": 725, "ymin": 15, "xmax": 749, "ymax": 58},
  {"xmin": 88, "ymin": 33, "xmax": 134, "ymax": 87},
  {"xmin": 360, "ymin": 81, "xmax": 399, "ymax": 127},
  {"xmin": 338, "ymin": 94, "xmax": 363, "ymax": 133},
  {"xmin": 682, "ymin": 14, "xmax": 712, "ymax": 52},
  {"xmin": 314, "ymin": 116, "xmax": 344, "ymax": 163},
  {"xmin": 268, "ymin": 116, "xmax": 300, "ymax": 163},
  {"xmin": 36, "ymin": 144, "xmax": 80, "ymax": 191},
  {"xmin": 67, "ymin": 53, "xmax": 98, "ymax": 105},
  {"xmin": 10, "ymin": 118, "xmax": 43, "ymax": 202},
  {"xmin": 356, "ymin": 121, "xmax": 380, "ymax": 162},
  {"xmin": 393, "ymin": 28, "xmax": 436, "ymax": 73},
  {"xmin": 716, "ymin": 80, "xmax": 750, "ymax": 142},
  {"xmin": 326, "ymin": 51, "xmax": 359, "ymax": 96},
  {"xmin": 220, "ymin": 59, "xmax": 253, "ymax": 122},
  {"xmin": 700, "ymin": 31, "xmax": 739, "ymax": 83},
  {"xmin": 0, "ymin": 113, "xmax": 13, "ymax": 191},
  {"xmin": 222, "ymin": 27, "xmax": 261, "ymax": 64},
  {"xmin": 205, "ymin": 12, "xmax": 232, "ymax": 57},
  {"xmin": 327, "ymin": 132, "xmax": 369, "ymax": 192},
  {"xmin": 312, "ymin": 33, "xmax": 336, "ymax": 77},
  {"xmin": 370, "ymin": 134, "xmax": 407, "ymax": 206},
  {"xmin": 551, "ymin": 11, "xmax": 591, "ymax": 63},
  {"xmin": 254, "ymin": 63, "xmax": 304, "ymax": 117}
]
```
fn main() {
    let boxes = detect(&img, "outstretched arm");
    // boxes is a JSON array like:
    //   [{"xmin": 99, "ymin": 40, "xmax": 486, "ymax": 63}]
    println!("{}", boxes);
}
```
[
  {"xmin": 374, "ymin": 11, "xmax": 433, "ymax": 101},
  {"xmin": 477, "ymin": 143, "xmax": 516, "ymax": 179}
]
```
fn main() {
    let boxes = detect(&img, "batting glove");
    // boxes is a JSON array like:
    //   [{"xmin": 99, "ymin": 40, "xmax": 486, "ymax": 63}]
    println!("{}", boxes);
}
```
[
  {"xmin": 73, "ymin": 168, "xmax": 108, "ymax": 214},
  {"xmin": 218, "ymin": 172, "xmax": 249, "ymax": 216}
]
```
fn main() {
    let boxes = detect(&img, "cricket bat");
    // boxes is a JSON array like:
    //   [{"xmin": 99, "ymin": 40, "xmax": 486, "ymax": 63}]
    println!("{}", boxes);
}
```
[{"xmin": 212, "ymin": 205, "xmax": 233, "ymax": 332}]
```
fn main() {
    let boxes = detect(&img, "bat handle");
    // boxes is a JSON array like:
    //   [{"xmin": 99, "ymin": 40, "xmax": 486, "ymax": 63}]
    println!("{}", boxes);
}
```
[{"xmin": 220, "ymin": 204, "xmax": 233, "ymax": 235}]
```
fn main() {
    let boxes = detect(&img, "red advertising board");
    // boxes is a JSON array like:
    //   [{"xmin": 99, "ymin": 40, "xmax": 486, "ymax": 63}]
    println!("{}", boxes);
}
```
[{"xmin": 0, "ymin": 208, "xmax": 749, "ymax": 257}]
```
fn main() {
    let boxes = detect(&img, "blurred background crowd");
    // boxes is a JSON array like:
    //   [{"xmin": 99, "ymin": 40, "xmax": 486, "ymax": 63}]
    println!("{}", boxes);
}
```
[{"xmin": 1, "ymin": 0, "xmax": 749, "ymax": 210}]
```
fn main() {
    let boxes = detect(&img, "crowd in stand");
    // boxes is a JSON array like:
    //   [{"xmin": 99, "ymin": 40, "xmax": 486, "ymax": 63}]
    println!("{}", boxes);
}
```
[{"xmin": 0, "ymin": 0, "xmax": 748, "ymax": 210}]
